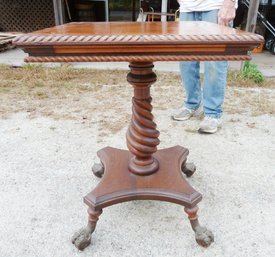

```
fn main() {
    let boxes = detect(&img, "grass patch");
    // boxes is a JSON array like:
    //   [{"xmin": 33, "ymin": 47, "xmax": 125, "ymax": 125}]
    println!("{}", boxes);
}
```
[
  {"xmin": 237, "ymin": 61, "xmax": 264, "ymax": 84},
  {"xmin": 0, "ymin": 64, "xmax": 274, "ymax": 120},
  {"xmin": 227, "ymin": 61, "xmax": 268, "ymax": 87}
]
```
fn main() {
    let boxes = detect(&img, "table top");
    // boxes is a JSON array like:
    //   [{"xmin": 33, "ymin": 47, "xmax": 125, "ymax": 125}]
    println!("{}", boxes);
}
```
[{"xmin": 13, "ymin": 21, "xmax": 263, "ymax": 62}]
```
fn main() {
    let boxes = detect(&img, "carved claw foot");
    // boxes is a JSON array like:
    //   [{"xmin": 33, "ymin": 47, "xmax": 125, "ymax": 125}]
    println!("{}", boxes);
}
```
[
  {"xmin": 194, "ymin": 225, "xmax": 214, "ymax": 247},
  {"xmin": 184, "ymin": 206, "xmax": 214, "ymax": 248},
  {"xmin": 182, "ymin": 162, "xmax": 196, "ymax": 177},
  {"xmin": 72, "ymin": 226, "xmax": 92, "ymax": 251},
  {"xmin": 92, "ymin": 162, "xmax": 104, "ymax": 178},
  {"xmin": 72, "ymin": 208, "xmax": 102, "ymax": 250}
]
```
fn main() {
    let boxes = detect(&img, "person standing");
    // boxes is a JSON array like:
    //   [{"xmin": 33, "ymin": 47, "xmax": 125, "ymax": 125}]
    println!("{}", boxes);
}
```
[{"xmin": 172, "ymin": 0, "xmax": 237, "ymax": 133}]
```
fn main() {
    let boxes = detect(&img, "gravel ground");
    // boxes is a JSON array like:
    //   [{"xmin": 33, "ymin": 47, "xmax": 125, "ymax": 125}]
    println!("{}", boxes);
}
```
[{"xmin": 0, "ymin": 67, "xmax": 275, "ymax": 257}]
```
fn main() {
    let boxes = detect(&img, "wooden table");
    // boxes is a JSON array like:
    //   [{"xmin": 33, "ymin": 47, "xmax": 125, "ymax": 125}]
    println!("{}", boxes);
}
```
[{"xmin": 13, "ymin": 21, "xmax": 263, "ymax": 250}]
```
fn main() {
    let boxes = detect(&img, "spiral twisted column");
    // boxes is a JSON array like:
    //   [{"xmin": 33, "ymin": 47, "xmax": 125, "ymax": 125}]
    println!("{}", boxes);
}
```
[{"xmin": 126, "ymin": 62, "xmax": 160, "ymax": 176}]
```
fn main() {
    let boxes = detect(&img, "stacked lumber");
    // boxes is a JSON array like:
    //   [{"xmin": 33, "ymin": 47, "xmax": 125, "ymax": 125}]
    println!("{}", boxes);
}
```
[{"xmin": 0, "ymin": 34, "xmax": 16, "ymax": 52}]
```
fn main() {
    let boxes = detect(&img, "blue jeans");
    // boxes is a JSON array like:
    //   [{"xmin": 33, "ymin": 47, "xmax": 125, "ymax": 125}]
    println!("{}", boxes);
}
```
[{"xmin": 179, "ymin": 10, "xmax": 228, "ymax": 118}]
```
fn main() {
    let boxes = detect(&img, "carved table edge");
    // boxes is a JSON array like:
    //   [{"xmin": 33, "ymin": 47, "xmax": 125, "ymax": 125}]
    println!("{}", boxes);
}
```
[
  {"xmin": 13, "ymin": 34, "xmax": 264, "ymax": 45},
  {"xmin": 23, "ymin": 55, "xmax": 252, "ymax": 63}
]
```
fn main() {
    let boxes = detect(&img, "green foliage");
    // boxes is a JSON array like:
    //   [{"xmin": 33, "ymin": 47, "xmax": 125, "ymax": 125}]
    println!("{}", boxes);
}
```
[{"xmin": 238, "ymin": 61, "xmax": 265, "ymax": 84}]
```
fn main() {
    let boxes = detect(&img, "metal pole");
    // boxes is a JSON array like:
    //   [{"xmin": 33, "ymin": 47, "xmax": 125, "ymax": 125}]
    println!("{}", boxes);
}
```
[
  {"xmin": 245, "ymin": 0, "xmax": 261, "ymax": 32},
  {"xmin": 240, "ymin": 0, "xmax": 261, "ymax": 71},
  {"xmin": 53, "ymin": 0, "xmax": 64, "ymax": 25},
  {"xmin": 161, "ymin": 0, "xmax": 168, "ymax": 21}
]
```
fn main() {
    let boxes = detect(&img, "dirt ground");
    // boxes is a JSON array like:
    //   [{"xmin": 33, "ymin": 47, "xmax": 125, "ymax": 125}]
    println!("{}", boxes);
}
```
[{"xmin": 0, "ymin": 65, "xmax": 275, "ymax": 257}]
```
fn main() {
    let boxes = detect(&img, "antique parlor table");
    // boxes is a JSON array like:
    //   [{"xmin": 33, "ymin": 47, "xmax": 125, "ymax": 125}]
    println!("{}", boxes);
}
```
[{"xmin": 13, "ymin": 22, "xmax": 263, "ymax": 250}]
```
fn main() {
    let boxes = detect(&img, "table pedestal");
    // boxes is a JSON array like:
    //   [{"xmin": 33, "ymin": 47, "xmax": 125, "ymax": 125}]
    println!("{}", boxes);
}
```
[{"xmin": 72, "ymin": 62, "xmax": 214, "ymax": 250}]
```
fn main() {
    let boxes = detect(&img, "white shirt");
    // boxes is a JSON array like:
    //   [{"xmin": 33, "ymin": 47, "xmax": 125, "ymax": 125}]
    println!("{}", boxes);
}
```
[{"xmin": 178, "ymin": 0, "xmax": 237, "ymax": 12}]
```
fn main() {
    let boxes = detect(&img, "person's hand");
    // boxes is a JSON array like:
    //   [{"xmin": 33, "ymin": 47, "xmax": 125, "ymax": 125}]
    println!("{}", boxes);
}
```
[{"xmin": 218, "ymin": 0, "xmax": 236, "ymax": 26}]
